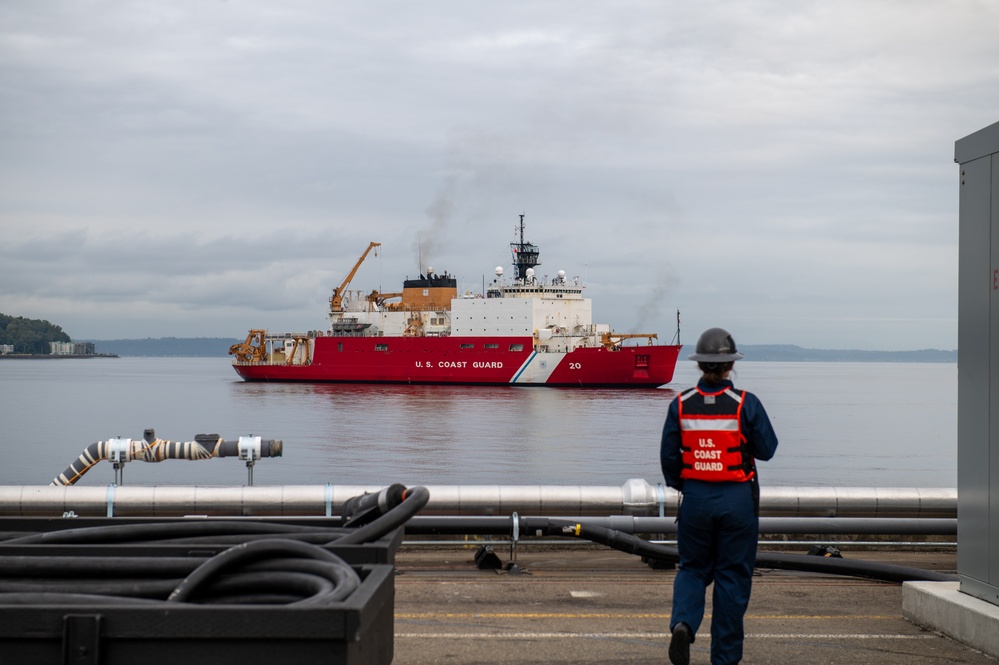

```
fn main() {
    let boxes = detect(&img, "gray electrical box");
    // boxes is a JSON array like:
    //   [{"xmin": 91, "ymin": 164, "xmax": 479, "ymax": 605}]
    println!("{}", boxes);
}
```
[{"xmin": 956, "ymin": 120, "xmax": 999, "ymax": 606}]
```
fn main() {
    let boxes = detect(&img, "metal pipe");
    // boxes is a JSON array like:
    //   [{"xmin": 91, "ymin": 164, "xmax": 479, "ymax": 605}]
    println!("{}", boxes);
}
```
[
  {"xmin": 402, "ymin": 539, "xmax": 957, "ymax": 548},
  {"xmin": 408, "ymin": 516, "xmax": 957, "ymax": 536},
  {"xmin": 761, "ymin": 486, "xmax": 956, "ymax": 518},
  {"xmin": 0, "ymin": 481, "xmax": 957, "ymax": 518}
]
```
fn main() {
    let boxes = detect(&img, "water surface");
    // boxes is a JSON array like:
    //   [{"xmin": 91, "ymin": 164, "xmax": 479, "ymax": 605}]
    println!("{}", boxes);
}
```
[{"xmin": 0, "ymin": 358, "xmax": 956, "ymax": 488}]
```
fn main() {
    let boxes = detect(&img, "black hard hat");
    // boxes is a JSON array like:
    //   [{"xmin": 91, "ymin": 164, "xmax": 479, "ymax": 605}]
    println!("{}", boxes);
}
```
[{"xmin": 688, "ymin": 327, "xmax": 744, "ymax": 362}]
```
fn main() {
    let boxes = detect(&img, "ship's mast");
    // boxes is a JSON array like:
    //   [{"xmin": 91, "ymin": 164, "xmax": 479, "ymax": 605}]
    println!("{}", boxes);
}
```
[{"xmin": 510, "ymin": 214, "xmax": 541, "ymax": 281}]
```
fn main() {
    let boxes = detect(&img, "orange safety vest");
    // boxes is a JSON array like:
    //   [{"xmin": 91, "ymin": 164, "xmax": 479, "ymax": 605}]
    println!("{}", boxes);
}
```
[{"xmin": 678, "ymin": 386, "xmax": 755, "ymax": 483}]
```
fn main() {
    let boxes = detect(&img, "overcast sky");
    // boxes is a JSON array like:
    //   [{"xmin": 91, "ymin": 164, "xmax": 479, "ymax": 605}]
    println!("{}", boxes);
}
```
[{"xmin": 2, "ymin": 1, "xmax": 996, "ymax": 351}]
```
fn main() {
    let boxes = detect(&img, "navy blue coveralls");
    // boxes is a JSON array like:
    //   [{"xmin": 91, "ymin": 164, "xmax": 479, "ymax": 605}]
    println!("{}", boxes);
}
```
[{"xmin": 660, "ymin": 378, "xmax": 778, "ymax": 665}]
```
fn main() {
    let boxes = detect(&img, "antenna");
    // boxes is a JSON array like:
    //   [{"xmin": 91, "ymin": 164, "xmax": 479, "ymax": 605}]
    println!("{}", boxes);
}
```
[{"xmin": 509, "ymin": 214, "xmax": 540, "ymax": 280}]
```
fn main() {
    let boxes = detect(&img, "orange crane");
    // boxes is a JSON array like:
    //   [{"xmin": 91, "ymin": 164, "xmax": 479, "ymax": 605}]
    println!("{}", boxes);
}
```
[
  {"xmin": 228, "ymin": 329, "xmax": 267, "ymax": 362},
  {"xmin": 365, "ymin": 289, "xmax": 403, "ymax": 309},
  {"xmin": 600, "ymin": 332, "xmax": 659, "ymax": 350},
  {"xmin": 330, "ymin": 242, "xmax": 381, "ymax": 312}
]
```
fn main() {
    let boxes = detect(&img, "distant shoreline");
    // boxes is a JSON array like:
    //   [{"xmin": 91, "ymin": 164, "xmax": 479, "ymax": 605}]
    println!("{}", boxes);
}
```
[
  {"xmin": 736, "ymin": 344, "xmax": 956, "ymax": 363},
  {"xmin": 0, "ymin": 353, "xmax": 118, "ymax": 360},
  {"xmin": 67, "ymin": 338, "xmax": 957, "ymax": 363}
]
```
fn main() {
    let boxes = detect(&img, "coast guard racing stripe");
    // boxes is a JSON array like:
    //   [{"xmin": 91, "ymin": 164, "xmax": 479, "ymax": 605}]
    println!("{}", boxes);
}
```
[{"xmin": 510, "ymin": 351, "xmax": 564, "ymax": 384}]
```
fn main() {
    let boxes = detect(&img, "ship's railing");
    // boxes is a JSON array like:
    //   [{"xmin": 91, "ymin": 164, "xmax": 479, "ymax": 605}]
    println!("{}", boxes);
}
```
[{"xmin": 501, "ymin": 287, "xmax": 585, "ymax": 299}]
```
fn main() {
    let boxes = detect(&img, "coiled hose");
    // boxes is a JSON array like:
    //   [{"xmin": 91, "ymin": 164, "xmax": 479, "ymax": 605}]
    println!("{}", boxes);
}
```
[
  {"xmin": 0, "ymin": 485, "xmax": 430, "ymax": 605},
  {"xmin": 0, "ymin": 538, "xmax": 360, "ymax": 606}
]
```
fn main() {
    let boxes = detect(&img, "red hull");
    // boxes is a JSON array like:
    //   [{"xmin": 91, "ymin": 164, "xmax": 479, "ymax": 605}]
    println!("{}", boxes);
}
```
[{"xmin": 232, "ymin": 336, "xmax": 681, "ymax": 387}]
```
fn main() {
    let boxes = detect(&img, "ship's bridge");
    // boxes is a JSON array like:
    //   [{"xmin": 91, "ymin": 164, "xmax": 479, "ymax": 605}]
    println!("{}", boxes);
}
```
[
  {"xmin": 498, "ymin": 283, "xmax": 584, "ymax": 299},
  {"xmin": 452, "ymin": 271, "xmax": 592, "ymax": 338},
  {"xmin": 489, "ymin": 268, "xmax": 584, "ymax": 300}
]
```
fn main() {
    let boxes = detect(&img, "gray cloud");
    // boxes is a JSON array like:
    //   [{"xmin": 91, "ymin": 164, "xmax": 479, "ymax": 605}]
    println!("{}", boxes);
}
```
[{"xmin": 1, "ymin": 1, "xmax": 993, "ymax": 348}]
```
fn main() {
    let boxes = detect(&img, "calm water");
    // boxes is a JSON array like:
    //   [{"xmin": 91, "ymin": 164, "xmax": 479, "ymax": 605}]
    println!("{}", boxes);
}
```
[{"xmin": 0, "ymin": 357, "xmax": 957, "ymax": 489}]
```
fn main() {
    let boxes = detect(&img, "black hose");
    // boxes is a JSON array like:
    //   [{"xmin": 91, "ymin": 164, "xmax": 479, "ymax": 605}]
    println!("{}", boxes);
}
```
[
  {"xmin": 754, "ymin": 550, "xmax": 958, "ymax": 583},
  {"xmin": 331, "ymin": 486, "xmax": 431, "ymax": 546},
  {"xmin": 0, "ymin": 592, "xmax": 162, "ymax": 606},
  {"xmin": 0, "ymin": 578, "xmax": 180, "ymax": 598},
  {"xmin": 0, "ymin": 520, "xmax": 328, "ymax": 545},
  {"xmin": 0, "ymin": 539, "xmax": 361, "ymax": 607},
  {"xmin": 168, "ymin": 538, "xmax": 359, "ymax": 605},
  {"xmin": 0, "ymin": 484, "xmax": 429, "ymax": 607},
  {"xmin": 0, "ymin": 487, "xmax": 430, "ymax": 607},
  {"xmin": 540, "ymin": 519, "xmax": 957, "ymax": 583}
]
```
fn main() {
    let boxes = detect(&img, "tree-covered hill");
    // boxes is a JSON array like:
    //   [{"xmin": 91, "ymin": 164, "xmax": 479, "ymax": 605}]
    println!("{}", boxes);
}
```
[{"xmin": 0, "ymin": 313, "xmax": 72, "ymax": 354}]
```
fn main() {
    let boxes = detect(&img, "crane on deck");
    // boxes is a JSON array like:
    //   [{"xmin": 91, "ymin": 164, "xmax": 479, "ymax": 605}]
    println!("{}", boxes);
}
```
[
  {"xmin": 600, "ymin": 332, "xmax": 659, "ymax": 350},
  {"xmin": 228, "ymin": 329, "xmax": 267, "ymax": 362},
  {"xmin": 330, "ymin": 242, "xmax": 381, "ymax": 313}
]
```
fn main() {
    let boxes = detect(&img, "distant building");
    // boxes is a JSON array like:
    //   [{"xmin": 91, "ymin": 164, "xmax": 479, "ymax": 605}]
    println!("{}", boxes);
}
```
[
  {"xmin": 0, "ymin": 345, "xmax": 13, "ymax": 355},
  {"xmin": 49, "ymin": 341, "xmax": 96, "ymax": 355},
  {"xmin": 50, "ymin": 341, "xmax": 74, "ymax": 355}
]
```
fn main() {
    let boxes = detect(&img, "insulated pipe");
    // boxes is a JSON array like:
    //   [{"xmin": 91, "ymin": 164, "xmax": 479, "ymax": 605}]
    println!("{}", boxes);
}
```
[
  {"xmin": 0, "ymin": 486, "xmax": 430, "ymax": 550},
  {"xmin": 50, "ymin": 432, "xmax": 283, "ymax": 486},
  {"xmin": 0, "ymin": 481, "xmax": 957, "ymax": 518},
  {"xmin": 761, "ymin": 486, "xmax": 956, "ymax": 518}
]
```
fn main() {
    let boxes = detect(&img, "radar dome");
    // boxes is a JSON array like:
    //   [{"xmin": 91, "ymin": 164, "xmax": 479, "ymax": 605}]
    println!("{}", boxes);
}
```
[
  {"xmin": 427, "ymin": 266, "xmax": 434, "ymax": 275},
  {"xmin": 557, "ymin": 270, "xmax": 566, "ymax": 279},
  {"xmin": 526, "ymin": 268, "xmax": 535, "ymax": 278},
  {"xmin": 495, "ymin": 266, "xmax": 504, "ymax": 276}
]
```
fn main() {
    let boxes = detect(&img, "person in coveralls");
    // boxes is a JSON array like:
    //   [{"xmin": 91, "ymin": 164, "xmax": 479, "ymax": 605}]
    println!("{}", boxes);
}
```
[{"xmin": 660, "ymin": 328, "xmax": 779, "ymax": 665}]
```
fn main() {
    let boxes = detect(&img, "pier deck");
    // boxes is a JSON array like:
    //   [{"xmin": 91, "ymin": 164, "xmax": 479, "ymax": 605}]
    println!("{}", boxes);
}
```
[{"xmin": 393, "ymin": 545, "xmax": 994, "ymax": 664}]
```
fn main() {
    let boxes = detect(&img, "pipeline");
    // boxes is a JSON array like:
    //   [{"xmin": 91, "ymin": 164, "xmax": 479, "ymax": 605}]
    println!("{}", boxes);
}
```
[
  {"xmin": 0, "ymin": 484, "xmax": 953, "ymax": 584},
  {"xmin": 406, "ymin": 515, "xmax": 957, "ymax": 537},
  {"xmin": 536, "ymin": 519, "xmax": 957, "ymax": 584},
  {"xmin": 0, "ymin": 485, "xmax": 430, "ymax": 547},
  {"xmin": 5, "ymin": 481, "xmax": 957, "ymax": 518},
  {"xmin": 50, "ymin": 429, "xmax": 282, "ymax": 486}
]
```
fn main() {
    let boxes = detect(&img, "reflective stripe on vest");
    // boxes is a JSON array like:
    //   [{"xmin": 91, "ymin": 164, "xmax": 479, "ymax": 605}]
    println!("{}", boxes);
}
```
[{"xmin": 678, "ymin": 386, "xmax": 754, "ymax": 483}]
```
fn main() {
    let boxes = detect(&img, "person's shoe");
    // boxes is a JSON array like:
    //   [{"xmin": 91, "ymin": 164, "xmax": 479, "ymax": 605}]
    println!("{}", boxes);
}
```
[{"xmin": 668, "ymin": 622, "xmax": 691, "ymax": 665}]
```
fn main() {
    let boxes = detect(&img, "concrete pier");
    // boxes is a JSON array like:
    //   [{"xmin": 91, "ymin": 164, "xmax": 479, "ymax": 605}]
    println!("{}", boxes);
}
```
[
  {"xmin": 393, "ymin": 545, "xmax": 995, "ymax": 664},
  {"xmin": 904, "ymin": 581, "xmax": 999, "ymax": 660}
]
